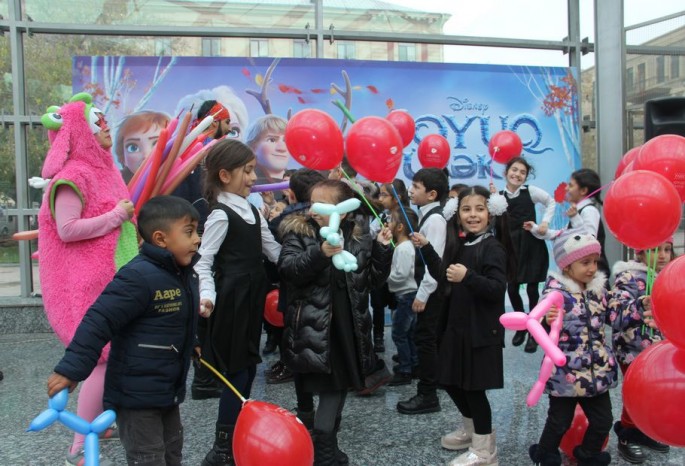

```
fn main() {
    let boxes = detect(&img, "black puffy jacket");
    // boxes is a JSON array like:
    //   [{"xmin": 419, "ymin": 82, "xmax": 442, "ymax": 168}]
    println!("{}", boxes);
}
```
[
  {"xmin": 54, "ymin": 243, "xmax": 199, "ymax": 410},
  {"xmin": 278, "ymin": 215, "xmax": 392, "ymax": 375}
]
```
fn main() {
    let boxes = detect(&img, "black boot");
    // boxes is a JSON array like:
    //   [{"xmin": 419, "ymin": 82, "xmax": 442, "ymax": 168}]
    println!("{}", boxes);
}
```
[
  {"xmin": 573, "ymin": 446, "xmax": 611, "ymax": 466},
  {"xmin": 512, "ymin": 330, "xmax": 527, "ymax": 346},
  {"xmin": 529, "ymin": 444, "xmax": 562, "ymax": 466},
  {"xmin": 296, "ymin": 408, "xmax": 315, "ymax": 431},
  {"xmin": 333, "ymin": 415, "xmax": 349, "ymax": 465},
  {"xmin": 633, "ymin": 428, "xmax": 670, "ymax": 453},
  {"xmin": 396, "ymin": 393, "xmax": 440, "ymax": 414},
  {"xmin": 201, "ymin": 423, "xmax": 234, "ymax": 466},
  {"xmin": 191, "ymin": 365, "xmax": 223, "ymax": 400},
  {"xmin": 313, "ymin": 430, "xmax": 338, "ymax": 466},
  {"xmin": 524, "ymin": 332, "xmax": 538, "ymax": 353},
  {"xmin": 263, "ymin": 332, "xmax": 278, "ymax": 355},
  {"xmin": 614, "ymin": 421, "xmax": 647, "ymax": 464}
]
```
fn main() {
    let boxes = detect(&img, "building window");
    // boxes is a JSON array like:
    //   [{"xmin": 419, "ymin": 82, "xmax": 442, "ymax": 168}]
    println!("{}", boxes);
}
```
[
  {"xmin": 337, "ymin": 42, "xmax": 356, "ymax": 60},
  {"xmin": 293, "ymin": 39, "xmax": 311, "ymax": 58},
  {"xmin": 154, "ymin": 38, "xmax": 172, "ymax": 56},
  {"xmin": 398, "ymin": 44, "xmax": 416, "ymax": 62},
  {"xmin": 202, "ymin": 38, "xmax": 221, "ymax": 57},
  {"xmin": 672, "ymin": 55, "xmax": 680, "ymax": 79},
  {"xmin": 637, "ymin": 63, "xmax": 646, "ymax": 92},
  {"xmin": 626, "ymin": 67, "xmax": 634, "ymax": 91},
  {"xmin": 250, "ymin": 39, "xmax": 269, "ymax": 57},
  {"xmin": 656, "ymin": 56, "xmax": 665, "ymax": 83}
]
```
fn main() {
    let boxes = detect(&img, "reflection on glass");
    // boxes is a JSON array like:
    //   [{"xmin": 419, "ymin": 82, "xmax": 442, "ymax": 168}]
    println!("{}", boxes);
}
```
[{"xmin": 22, "ymin": 0, "xmax": 313, "ymax": 27}]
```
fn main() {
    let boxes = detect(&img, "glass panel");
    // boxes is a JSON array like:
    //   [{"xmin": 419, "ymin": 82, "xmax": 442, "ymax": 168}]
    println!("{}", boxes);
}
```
[
  {"xmin": 0, "ymin": 0, "xmax": 7, "ymax": 19},
  {"xmin": 580, "ymin": 52, "xmax": 596, "ymax": 170},
  {"xmin": 22, "ymin": 0, "xmax": 314, "ymax": 28},
  {"xmin": 0, "ymin": 34, "xmax": 11, "ymax": 114},
  {"xmin": 0, "ymin": 129, "xmax": 18, "ymax": 297},
  {"xmin": 324, "ymin": 0, "xmax": 568, "ymax": 40}
]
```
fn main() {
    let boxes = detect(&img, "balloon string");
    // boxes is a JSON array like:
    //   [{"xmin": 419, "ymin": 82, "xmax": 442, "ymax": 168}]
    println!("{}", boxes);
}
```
[
  {"xmin": 341, "ymin": 168, "xmax": 395, "ymax": 248},
  {"xmin": 580, "ymin": 181, "xmax": 612, "ymax": 203},
  {"xmin": 199, "ymin": 358, "xmax": 246, "ymax": 403},
  {"xmin": 391, "ymin": 184, "xmax": 427, "ymax": 267},
  {"xmin": 332, "ymin": 100, "xmax": 357, "ymax": 123}
]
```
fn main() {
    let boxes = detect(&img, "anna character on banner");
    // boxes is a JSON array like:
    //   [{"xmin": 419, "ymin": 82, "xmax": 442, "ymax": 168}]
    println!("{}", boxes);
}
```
[{"xmin": 114, "ymin": 110, "xmax": 170, "ymax": 183}]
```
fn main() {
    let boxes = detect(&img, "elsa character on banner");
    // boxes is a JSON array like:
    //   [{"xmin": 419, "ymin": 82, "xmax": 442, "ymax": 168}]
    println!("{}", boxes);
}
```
[{"xmin": 114, "ymin": 110, "xmax": 171, "ymax": 183}]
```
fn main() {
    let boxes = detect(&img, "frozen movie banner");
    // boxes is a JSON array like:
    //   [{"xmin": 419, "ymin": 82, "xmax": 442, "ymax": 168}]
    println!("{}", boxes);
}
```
[{"xmin": 73, "ymin": 56, "xmax": 580, "ymax": 228}]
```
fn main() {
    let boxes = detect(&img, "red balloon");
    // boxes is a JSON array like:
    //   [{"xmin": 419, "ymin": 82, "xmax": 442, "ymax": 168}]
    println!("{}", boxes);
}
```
[
  {"xmin": 263, "ymin": 290, "xmax": 282, "ymax": 327},
  {"xmin": 634, "ymin": 134, "xmax": 685, "ymax": 202},
  {"xmin": 651, "ymin": 255, "xmax": 685, "ymax": 348},
  {"xmin": 417, "ymin": 134, "xmax": 450, "ymax": 169},
  {"xmin": 488, "ymin": 130, "xmax": 523, "ymax": 164},
  {"xmin": 234, "ymin": 400, "xmax": 314, "ymax": 466},
  {"xmin": 345, "ymin": 116, "xmax": 403, "ymax": 183},
  {"xmin": 603, "ymin": 170, "xmax": 681, "ymax": 250},
  {"xmin": 623, "ymin": 341, "xmax": 685, "ymax": 447},
  {"xmin": 386, "ymin": 110, "xmax": 416, "ymax": 148},
  {"xmin": 285, "ymin": 109, "xmax": 344, "ymax": 170},
  {"xmin": 614, "ymin": 146, "xmax": 641, "ymax": 179},
  {"xmin": 560, "ymin": 406, "xmax": 609, "ymax": 460}
]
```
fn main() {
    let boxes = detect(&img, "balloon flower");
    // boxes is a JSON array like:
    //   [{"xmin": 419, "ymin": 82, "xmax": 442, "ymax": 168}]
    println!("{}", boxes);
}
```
[
  {"xmin": 499, "ymin": 291, "xmax": 566, "ymax": 406},
  {"xmin": 310, "ymin": 198, "xmax": 361, "ymax": 272},
  {"xmin": 27, "ymin": 389, "xmax": 116, "ymax": 466}
]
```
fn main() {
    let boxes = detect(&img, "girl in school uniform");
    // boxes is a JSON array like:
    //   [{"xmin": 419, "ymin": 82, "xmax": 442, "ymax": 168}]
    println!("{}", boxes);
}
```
[{"xmin": 195, "ymin": 139, "xmax": 282, "ymax": 466}]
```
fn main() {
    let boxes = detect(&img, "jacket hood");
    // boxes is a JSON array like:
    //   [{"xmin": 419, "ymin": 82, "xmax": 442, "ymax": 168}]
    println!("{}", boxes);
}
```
[
  {"xmin": 548, "ymin": 270, "xmax": 606, "ymax": 295},
  {"xmin": 612, "ymin": 260, "xmax": 647, "ymax": 277}
]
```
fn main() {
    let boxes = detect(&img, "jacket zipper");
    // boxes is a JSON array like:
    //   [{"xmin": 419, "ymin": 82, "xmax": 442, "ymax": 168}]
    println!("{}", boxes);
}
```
[
  {"xmin": 138, "ymin": 343, "xmax": 179, "ymax": 353},
  {"xmin": 581, "ymin": 293, "xmax": 597, "ymax": 396},
  {"xmin": 295, "ymin": 303, "xmax": 302, "ymax": 330}
]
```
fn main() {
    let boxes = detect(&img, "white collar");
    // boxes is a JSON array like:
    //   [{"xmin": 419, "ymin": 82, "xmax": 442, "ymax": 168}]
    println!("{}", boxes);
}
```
[
  {"xmin": 419, "ymin": 201, "xmax": 441, "ymax": 216},
  {"xmin": 465, "ymin": 231, "xmax": 491, "ymax": 246}
]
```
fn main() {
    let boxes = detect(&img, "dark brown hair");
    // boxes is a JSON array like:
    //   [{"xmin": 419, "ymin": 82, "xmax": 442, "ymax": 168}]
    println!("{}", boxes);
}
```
[{"xmin": 202, "ymin": 139, "xmax": 256, "ymax": 205}]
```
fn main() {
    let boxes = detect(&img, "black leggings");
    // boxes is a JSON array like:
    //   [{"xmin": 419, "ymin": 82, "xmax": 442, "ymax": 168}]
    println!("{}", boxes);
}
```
[
  {"xmin": 507, "ymin": 282, "xmax": 540, "ymax": 314},
  {"xmin": 314, "ymin": 390, "xmax": 347, "ymax": 433},
  {"xmin": 444, "ymin": 386, "xmax": 492, "ymax": 435}
]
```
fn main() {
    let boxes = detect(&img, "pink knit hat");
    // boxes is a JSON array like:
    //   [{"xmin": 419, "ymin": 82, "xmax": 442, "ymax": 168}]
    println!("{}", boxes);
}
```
[{"xmin": 553, "ymin": 229, "xmax": 601, "ymax": 269}]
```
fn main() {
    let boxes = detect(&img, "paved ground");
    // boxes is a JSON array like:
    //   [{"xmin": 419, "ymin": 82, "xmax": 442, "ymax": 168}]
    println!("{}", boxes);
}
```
[{"xmin": 0, "ymin": 329, "xmax": 682, "ymax": 466}]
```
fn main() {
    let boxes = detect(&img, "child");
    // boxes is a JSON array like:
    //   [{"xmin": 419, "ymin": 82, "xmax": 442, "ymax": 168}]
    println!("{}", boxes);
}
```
[
  {"xmin": 609, "ymin": 240, "xmax": 673, "ymax": 463},
  {"xmin": 413, "ymin": 185, "xmax": 512, "ymax": 466},
  {"xmin": 494, "ymin": 157, "xmax": 556, "ymax": 353},
  {"xmin": 397, "ymin": 167, "xmax": 448, "ymax": 415},
  {"xmin": 245, "ymin": 114, "xmax": 289, "ymax": 185},
  {"xmin": 529, "ymin": 229, "xmax": 617, "ymax": 466},
  {"xmin": 194, "ymin": 139, "xmax": 282, "ymax": 466},
  {"xmin": 369, "ymin": 179, "xmax": 408, "ymax": 352},
  {"xmin": 566, "ymin": 168, "xmax": 610, "ymax": 279},
  {"xmin": 47, "ymin": 196, "xmax": 201, "ymax": 466},
  {"xmin": 114, "ymin": 110, "xmax": 170, "ymax": 183},
  {"xmin": 278, "ymin": 179, "xmax": 392, "ymax": 464},
  {"xmin": 387, "ymin": 207, "xmax": 419, "ymax": 386}
]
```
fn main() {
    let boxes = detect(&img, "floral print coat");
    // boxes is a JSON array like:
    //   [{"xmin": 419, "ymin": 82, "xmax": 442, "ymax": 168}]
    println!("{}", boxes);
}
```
[
  {"xmin": 608, "ymin": 260, "xmax": 663, "ymax": 366},
  {"xmin": 542, "ymin": 271, "xmax": 618, "ymax": 397}
]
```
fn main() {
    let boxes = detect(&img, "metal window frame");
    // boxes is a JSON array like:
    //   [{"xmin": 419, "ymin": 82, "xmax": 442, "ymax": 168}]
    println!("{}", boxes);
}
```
[{"xmin": 1, "ymin": 0, "xmax": 596, "ymax": 296}]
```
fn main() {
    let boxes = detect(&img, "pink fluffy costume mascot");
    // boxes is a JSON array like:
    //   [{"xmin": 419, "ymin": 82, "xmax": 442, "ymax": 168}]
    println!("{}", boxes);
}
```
[{"xmin": 37, "ymin": 93, "xmax": 138, "ymax": 463}]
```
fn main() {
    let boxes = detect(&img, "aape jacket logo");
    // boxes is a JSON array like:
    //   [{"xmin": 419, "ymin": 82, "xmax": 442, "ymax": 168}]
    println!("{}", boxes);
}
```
[{"xmin": 154, "ymin": 288, "xmax": 182, "ymax": 301}]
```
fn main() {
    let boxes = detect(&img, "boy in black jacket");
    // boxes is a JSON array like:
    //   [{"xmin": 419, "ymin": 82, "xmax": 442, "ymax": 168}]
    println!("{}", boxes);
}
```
[{"xmin": 47, "ymin": 196, "xmax": 201, "ymax": 466}]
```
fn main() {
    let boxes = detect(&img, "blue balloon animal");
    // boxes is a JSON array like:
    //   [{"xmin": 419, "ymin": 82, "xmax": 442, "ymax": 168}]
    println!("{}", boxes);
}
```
[
  {"xmin": 27, "ymin": 389, "xmax": 116, "ymax": 466},
  {"xmin": 311, "ymin": 198, "xmax": 361, "ymax": 272}
]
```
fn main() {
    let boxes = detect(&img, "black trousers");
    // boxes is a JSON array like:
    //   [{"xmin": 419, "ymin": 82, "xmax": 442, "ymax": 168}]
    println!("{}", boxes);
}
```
[
  {"xmin": 118, "ymin": 406, "xmax": 183, "ymax": 466},
  {"xmin": 538, "ymin": 392, "xmax": 613, "ymax": 454},
  {"xmin": 414, "ymin": 294, "xmax": 441, "ymax": 396}
]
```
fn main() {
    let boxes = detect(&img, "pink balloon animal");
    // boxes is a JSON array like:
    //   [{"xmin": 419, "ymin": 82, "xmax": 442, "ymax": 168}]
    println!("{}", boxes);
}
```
[{"xmin": 499, "ymin": 290, "xmax": 566, "ymax": 406}]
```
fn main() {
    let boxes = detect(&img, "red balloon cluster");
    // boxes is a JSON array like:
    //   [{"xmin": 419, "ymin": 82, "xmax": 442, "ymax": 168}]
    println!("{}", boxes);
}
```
[
  {"xmin": 603, "ymin": 170, "xmax": 681, "ymax": 250},
  {"xmin": 285, "ymin": 109, "xmax": 344, "ymax": 170},
  {"xmin": 263, "ymin": 289, "xmax": 282, "ymax": 327},
  {"xmin": 560, "ymin": 406, "xmax": 609, "ymax": 460},
  {"xmin": 633, "ymin": 134, "xmax": 685, "ymax": 202},
  {"xmin": 345, "ymin": 116, "xmax": 403, "ymax": 183},
  {"xmin": 233, "ymin": 400, "xmax": 314, "ymax": 466},
  {"xmin": 651, "ymin": 256, "xmax": 685, "ymax": 347},
  {"xmin": 488, "ymin": 130, "xmax": 522, "ymax": 164},
  {"xmin": 417, "ymin": 134, "xmax": 450, "ymax": 169}
]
